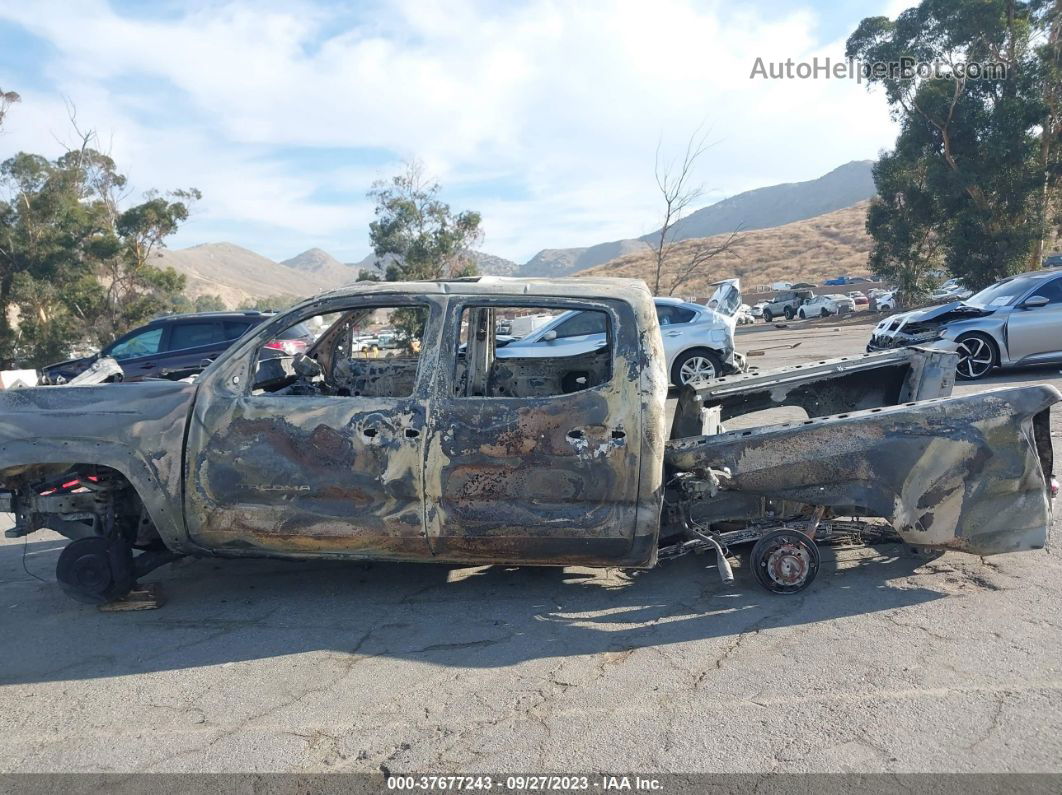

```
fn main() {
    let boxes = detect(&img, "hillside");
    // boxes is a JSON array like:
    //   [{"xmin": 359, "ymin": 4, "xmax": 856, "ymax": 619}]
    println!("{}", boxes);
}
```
[
  {"xmin": 639, "ymin": 160, "xmax": 876, "ymax": 246},
  {"xmin": 521, "ymin": 239, "xmax": 651, "ymax": 277},
  {"xmin": 520, "ymin": 160, "xmax": 874, "ymax": 277},
  {"xmin": 153, "ymin": 243, "xmax": 336, "ymax": 307},
  {"xmin": 578, "ymin": 201, "xmax": 873, "ymax": 296},
  {"xmin": 281, "ymin": 247, "xmax": 362, "ymax": 286}
]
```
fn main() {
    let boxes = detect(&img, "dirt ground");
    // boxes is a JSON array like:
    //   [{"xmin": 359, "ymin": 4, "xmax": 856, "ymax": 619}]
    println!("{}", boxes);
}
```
[{"xmin": 2, "ymin": 314, "xmax": 1061, "ymax": 774}]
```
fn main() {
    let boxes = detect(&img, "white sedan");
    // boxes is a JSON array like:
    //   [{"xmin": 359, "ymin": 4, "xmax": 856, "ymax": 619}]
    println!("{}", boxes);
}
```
[
  {"xmin": 499, "ymin": 283, "xmax": 744, "ymax": 386},
  {"xmin": 797, "ymin": 294, "xmax": 856, "ymax": 319}
]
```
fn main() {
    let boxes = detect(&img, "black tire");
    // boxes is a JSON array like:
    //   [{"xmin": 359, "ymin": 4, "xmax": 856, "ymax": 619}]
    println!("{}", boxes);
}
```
[
  {"xmin": 763, "ymin": 309, "xmax": 773, "ymax": 323},
  {"xmin": 955, "ymin": 332, "xmax": 998, "ymax": 380},
  {"xmin": 820, "ymin": 308, "xmax": 829, "ymax": 318},
  {"xmin": 56, "ymin": 536, "xmax": 134, "ymax": 604},
  {"xmin": 783, "ymin": 307, "xmax": 794, "ymax": 320},
  {"xmin": 751, "ymin": 530, "xmax": 820, "ymax": 594},
  {"xmin": 798, "ymin": 309, "xmax": 806, "ymax": 320},
  {"xmin": 671, "ymin": 348, "xmax": 724, "ymax": 388}
]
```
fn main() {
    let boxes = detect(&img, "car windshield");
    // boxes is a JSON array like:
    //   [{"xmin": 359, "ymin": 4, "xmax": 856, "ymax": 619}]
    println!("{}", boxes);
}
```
[{"xmin": 966, "ymin": 276, "xmax": 1045, "ymax": 309}]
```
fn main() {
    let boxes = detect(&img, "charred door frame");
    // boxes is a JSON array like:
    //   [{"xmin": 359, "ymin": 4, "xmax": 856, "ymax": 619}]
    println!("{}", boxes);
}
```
[
  {"xmin": 422, "ymin": 294, "xmax": 645, "ymax": 566},
  {"xmin": 183, "ymin": 292, "xmax": 445, "ymax": 560}
]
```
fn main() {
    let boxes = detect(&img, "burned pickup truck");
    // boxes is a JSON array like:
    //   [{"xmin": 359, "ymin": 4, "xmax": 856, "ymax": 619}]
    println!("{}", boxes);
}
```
[{"xmin": 0, "ymin": 277, "xmax": 1057, "ymax": 604}]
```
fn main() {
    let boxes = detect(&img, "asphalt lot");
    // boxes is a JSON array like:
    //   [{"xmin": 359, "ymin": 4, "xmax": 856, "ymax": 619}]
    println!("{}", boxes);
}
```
[{"xmin": 2, "ymin": 313, "xmax": 1062, "ymax": 774}]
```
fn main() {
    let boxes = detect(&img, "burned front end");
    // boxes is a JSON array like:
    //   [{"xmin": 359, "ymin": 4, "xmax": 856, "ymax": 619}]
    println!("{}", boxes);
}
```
[{"xmin": 660, "ymin": 348, "xmax": 1058, "ymax": 592}]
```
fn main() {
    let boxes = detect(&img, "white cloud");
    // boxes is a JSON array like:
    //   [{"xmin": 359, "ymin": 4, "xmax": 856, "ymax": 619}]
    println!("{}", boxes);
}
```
[{"xmin": 0, "ymin": 0, "xmax": 902, "ymax": 262}]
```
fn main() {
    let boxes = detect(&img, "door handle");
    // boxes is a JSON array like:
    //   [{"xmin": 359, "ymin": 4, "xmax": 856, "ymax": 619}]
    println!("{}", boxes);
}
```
[{"xmin": 665, "ymin": 331, "xmax": 682, "ymax": 337}]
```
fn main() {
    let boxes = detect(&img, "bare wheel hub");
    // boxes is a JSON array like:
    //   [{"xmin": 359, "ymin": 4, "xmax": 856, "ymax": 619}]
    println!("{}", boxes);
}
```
[{"xmin": 765, "ymin": 543, "xmax": 811, "ymax": 587}]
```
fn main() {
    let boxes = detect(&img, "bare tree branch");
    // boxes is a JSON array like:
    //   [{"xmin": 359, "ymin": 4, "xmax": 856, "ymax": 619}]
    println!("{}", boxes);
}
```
[{"xmin": 651, "ymin": 126, "xmax": 742, "ymax": 296}]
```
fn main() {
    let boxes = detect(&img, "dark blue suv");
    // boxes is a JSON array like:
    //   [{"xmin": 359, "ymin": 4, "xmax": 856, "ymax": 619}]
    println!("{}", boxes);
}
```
[{"xmin": 41, "ymin": 311, "xmax": 315, "ymax": 383}]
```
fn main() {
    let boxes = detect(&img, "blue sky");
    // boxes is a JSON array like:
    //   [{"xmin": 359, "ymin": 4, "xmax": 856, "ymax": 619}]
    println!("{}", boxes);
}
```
[{"xmin": 0, "ymin": 0, "xmax": 910, "ymax": 264}]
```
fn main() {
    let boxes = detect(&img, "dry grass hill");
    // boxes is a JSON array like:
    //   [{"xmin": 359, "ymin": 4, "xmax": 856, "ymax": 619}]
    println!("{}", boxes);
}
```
[
  {"xmin": 154, "ymin": 243, "xmax": 336, "ymax": 307},
  {"xmin": 577, "ymin": 201, "xmax": 873, "ymax": 295}
]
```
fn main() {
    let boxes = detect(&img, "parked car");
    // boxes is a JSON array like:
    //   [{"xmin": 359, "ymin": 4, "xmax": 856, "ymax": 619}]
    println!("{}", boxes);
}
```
[
  {"xmin": 847, "ymin": 291, "xmax": 869, "ymax": 306},
  {"xmin": 770, "ymin": 282, "xmax": 793, "ymax": 291},
  {"xmin": 797, "ymin": 294, "xmax": 856, "ymax": 319},
  {"xmin": 750, "ymin": 301, "xmax": 768, "ymax": 318},
  {"xmin": 875, "ymin": 291, "xmax": 898, "ymax": 312},
  {"xmin": 930, "ymin": 278, "xmax": 973, "ymax": 303},
  {"xmin": 506, "ymin": 313, "xmax": 555, "ymax": 338},
  {"xmin": 499, "ymin": 283, "xmax": 744, "ymax": 387},
  {"xmin": 736, "ymin": 304, "xmax": 755, "ymax": 325},
  {"xmin": 824, "ymin": 276, "xmax": 850, "ymax": 286},
  {"xmin": 762, "ymin": 289, "xmax": 815, "ymax": 322},
  {"xmin": 40, "ymin": 311, "xmax": 315, "ymax": 383},
  {"xmin": 2, "ymin": 277, "xmax": 1055, "ymax": 606},
  {"xmin": 1043, "ymin": 254, "xmax": 1062, "ymax": 268},
  {"xmin": 868, "ymin": 269, "xmax": 1062, "ymax": 380}
]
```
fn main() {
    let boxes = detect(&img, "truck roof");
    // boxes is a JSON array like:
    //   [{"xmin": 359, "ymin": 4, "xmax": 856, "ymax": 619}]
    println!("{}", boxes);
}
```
[{"xmin": 315, "ymin": 275, "xmax": 653, "ymax": 302}]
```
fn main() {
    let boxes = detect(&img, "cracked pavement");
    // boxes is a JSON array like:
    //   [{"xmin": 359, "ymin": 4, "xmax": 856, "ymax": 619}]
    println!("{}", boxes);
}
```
[{"xmin": 1, "ymin": 319, "xmax": 1061, "ymax": 773}]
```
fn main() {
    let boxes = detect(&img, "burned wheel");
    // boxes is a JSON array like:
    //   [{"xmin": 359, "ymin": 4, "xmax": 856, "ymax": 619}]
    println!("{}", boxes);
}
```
[
  {"xmin": 56, "ymin": 537, "xmax": 134, "ymax": 604},
  {"xmin": 751, "ymin": 530, "xmax": 820, "ymax": 594}
]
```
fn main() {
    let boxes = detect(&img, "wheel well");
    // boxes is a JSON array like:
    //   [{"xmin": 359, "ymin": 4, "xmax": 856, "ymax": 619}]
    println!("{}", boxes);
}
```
[{"xmin": 2, "ymin": 463, "xmax": 163, "ymax": 549}]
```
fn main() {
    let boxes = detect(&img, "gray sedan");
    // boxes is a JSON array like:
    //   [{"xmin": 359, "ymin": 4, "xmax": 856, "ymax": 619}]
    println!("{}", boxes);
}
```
[{"xmin": 867, "ymin": 270, "xmax": 1062, "ymax": 379}]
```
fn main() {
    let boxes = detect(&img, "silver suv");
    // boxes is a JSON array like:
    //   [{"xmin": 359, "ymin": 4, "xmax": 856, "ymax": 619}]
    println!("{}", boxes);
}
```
[{"xmin": 868, "ymin": 270, "xmax": 1062, "ymax": 380}]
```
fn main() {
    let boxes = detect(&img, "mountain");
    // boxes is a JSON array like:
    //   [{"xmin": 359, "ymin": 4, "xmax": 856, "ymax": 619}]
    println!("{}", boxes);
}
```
[
  {"xmin": 282, "ymin": 247, "xmax": 361, "ymax": 287},
  {"xmin": 577, "ymin": 201, "xmax": 873, "ymax": 297},
  {"xmin": 469, "ymin": 251, "xmax": 520, "ymax": 276},
  {"xmin": 521, "ymin": 239, "xmax": 650, "ymax": 278},
  {"xmin": 519, "ymin": 160, "xmax": 875, "ymax": 277},
  {"xmin": 640, "ymin": 160, "xmax": 876, "ymax": 245},
  {"xmin": 154, "ymin": 243, "xmax": 336, "ymax": 308}
]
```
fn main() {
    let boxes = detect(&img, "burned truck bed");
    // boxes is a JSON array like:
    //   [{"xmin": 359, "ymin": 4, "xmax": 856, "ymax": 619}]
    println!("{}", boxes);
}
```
[{"xmin": 659, "ymin": 348, "xmax": 1058, "ymax": 590}]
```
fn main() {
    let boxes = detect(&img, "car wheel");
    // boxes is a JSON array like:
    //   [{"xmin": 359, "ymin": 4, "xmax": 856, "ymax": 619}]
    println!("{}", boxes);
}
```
[
  {"xmin": 783, "ymin": 307, "xmax": 794, "ymax": 320},
  {"xmin": 763, "ymin": 310, "xmax": 773, "ymax": 323},
  {"xmin": 672, "ymin": 349, "xmax": 723, "ymax": 388},
  {"xmin": 797, "ymin": 310, "xmax": 805, "ymax": 320},
  {"xmin": 955, "ymin": 333, "xmax": 998, "ymax": 380},
  {"xmin": 820, "ymin": 308, "xmax": 829, "ymax": 318}
]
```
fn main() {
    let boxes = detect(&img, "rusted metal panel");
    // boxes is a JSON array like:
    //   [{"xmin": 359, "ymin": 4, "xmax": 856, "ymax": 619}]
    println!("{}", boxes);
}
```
[{"xmin": 666, "ymin": 384, "xmax": 1061, "ymax": 555}]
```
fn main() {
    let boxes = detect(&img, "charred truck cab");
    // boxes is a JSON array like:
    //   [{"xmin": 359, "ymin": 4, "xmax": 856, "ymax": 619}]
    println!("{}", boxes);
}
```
[{"xmin": 0, "ymin": 277, "xmax": 1057, "ymax": 604}]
